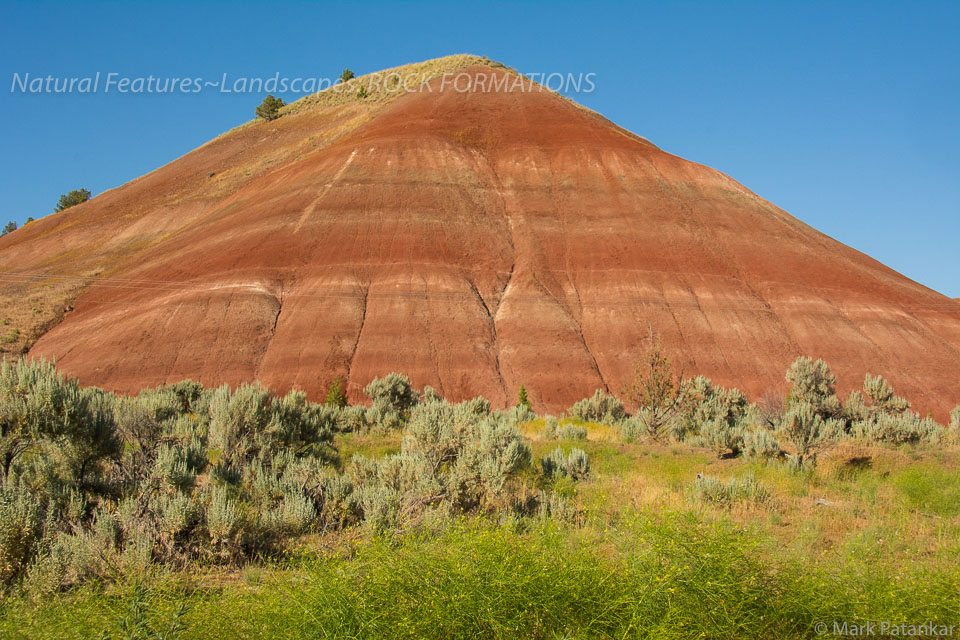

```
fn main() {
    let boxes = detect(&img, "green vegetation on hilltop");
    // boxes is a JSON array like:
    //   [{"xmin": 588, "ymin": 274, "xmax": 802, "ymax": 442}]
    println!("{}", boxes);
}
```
[{"xmin": 280, "ymin": 54, "xmax": 515, "ymax": 115}]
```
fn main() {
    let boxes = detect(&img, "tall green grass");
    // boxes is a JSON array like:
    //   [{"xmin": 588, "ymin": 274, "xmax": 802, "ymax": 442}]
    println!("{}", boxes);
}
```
[
  {"xmin": 3, "ymin": 511, "xmax": 957, "ymax": 640},
  {"xmin": 893, "ymin": 465, "xmax": 960, "ymax": 517}
]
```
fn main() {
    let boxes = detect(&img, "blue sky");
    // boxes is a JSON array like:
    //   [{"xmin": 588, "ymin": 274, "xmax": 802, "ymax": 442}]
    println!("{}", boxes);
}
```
[{"xmin": 1, "ymin": 1, "xmax": 957, "ymax": 296}]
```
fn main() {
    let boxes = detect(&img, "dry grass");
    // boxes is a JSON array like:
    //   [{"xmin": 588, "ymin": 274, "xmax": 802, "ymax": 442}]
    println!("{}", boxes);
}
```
[{"xmin": 281, "ymin": 54, "xmax": 513, "ymax": 115}]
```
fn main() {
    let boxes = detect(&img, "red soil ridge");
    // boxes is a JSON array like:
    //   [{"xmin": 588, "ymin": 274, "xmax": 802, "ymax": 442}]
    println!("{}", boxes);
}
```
[{"xmin": 2, "ymin": 63, "xmax": 959, "ymax": 418}]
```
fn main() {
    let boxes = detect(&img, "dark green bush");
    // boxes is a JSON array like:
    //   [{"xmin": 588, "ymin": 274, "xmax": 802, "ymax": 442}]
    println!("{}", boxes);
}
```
[
  {"xmin": 325, "ymin": 377, "xmax": 347, "ymax": 408},
  {"xmin": 54, "ymin": 189, "xmax": 91, "ymax": 213},
  {"xmin": 517, "ymin": 385, "xmax": 531, "ymax": 410},
  {"xmin": 254, "ymin": 94, "xmax": 285, "ymax": 121}
]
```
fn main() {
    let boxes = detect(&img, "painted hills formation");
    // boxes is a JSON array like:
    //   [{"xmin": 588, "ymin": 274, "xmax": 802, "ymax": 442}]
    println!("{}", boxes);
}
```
[{"xmin": 2, "ymin": 55, "xmax": 958, "ymax": 418}]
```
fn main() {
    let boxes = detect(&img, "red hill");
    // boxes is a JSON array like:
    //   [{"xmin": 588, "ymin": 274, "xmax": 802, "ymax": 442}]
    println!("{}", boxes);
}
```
[{"xmin": 2, "ymin": 56, "xmax": 958, "ymax": 418}]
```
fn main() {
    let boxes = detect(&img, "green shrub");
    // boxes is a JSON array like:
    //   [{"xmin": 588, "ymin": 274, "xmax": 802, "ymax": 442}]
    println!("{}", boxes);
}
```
[
  {"xmin": 151, "ymin": 444, "xmax": 195, "ymax": 491},
  {"xmin": 541, "ymin": 446, "xmax": 590, "ymax": 480},
  {"xmin": 153, "ymin": 491, "xmax": 198, "ymax": 540},
  {"xmin": 254, "ymin": 94, "xmax": 285, "ymax": 121},
  {"xmin": 844, "ymin": 373, "xmax": 925, "ymax": 443},
  {"xmin": 616, "ymin": 416, "xmax": 646, "ymax": 442},
  {"xmin": 0, "ymin": 358, "xmax": 118, "ymax": 484},
  {"xmin": 785, "ymin": 356, "xmax": 841, "ymax": 419},
  {"xmin": 674, "ymin": 376, "xmax": 750, "ymax": 442},
  {"xmin": 850, "ymin": 412, "xmax": 944, "ymax": 445},
  {"xmin": 692, "ymin": 418, "xmax": 745, "ymax": 458},
  {"xmin": 497, "ymin": 403, "xmax": 536, "ymax": 425},
  {"xmin": 44, "ymin": 508, "xmax": 122, "ymax": 590},
  {"xmin": 317, "ymin": 473, "xmax": 358, "ymax": 528},
  {"xmin": 54, "ymin": 189, "xmax": 91, "ymax": 213},
  {"xmin": 271, "ymin": 488, "xmax": 316, "ymax": 534},
  {"xmin": 623, "ymin": 334, "xmax": 681, "ymax": 441},
  {"xmin": 364, "ymin": 373, "xmax": 418, "ymax": 429},
  {"xmin": 349, "ymin": 399, "xmax": 539, "ymax": 529},
  {"xmin": 517, "ymin": 385, "xmax": 531, "ymax": 411},
  {"xmin": 208, "ymin": 385, "xmax": 334, "ymax": 471},
  {"xmin": 325, "ymin": 377, "xmax": 347, "ymax": 408},
  {"xmin": 742, "ymin": 427, "xmax": 781, "ymax": 460},
  {"xmin": 334, "ymin": 404, "xmax": 369, "ymax": 432},
  {"xmin": 542, "ymin": 418, "xmax": 587, "ymax": 441},
  {"xmin": 567, "ymin": 389, "xmax": 625, "ymax": 424},
  {"xmin": 1, "ymin": 222, "xmax": 16, "ymax": 236},
  {"xmin": 778, "ymin": 403, "xmax": 842, "ymax": 469},
  {"xmin": 862, "ymin": 374, "xmax": 910, "ymax": 414},
  {"xmin": 205, "ymin": 487, "xmax": 246, "ymax": 559},
  {"xmin": 0, "ymin": 364, "xmax": 354, "ymax": 588},
  {"xmin": 690, "ymin": 472, "xmax": 770, "ymax": 507},
  {"xmin": 0, "ymin": 482, "xmax": 44, "ymax": 586}
]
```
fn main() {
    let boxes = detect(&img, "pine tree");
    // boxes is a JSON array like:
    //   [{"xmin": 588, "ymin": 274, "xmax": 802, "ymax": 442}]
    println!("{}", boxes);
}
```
[
  {"xmin": 325, "ymin": 377, "xmax": 347, "ymax": 408},
  {"xmin": 54, "ymin": 189, "xmax": 91, "ymax": 213},
  {"xmin": 517, "ymin": 385, "xmax": 531, "ymax": 410},
  {"xmin": 624, "ymin": 331, "xmax": 683, "ymax": 441},
  {"xmin": 255, "ymin": 94, "xmax": 286, "ymax": 121}
]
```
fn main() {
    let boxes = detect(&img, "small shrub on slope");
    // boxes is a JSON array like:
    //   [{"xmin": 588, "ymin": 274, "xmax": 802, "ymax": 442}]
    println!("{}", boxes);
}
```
[
  {"xmin": 541, "ymin": 418, "xmax": 587, "ymax": 441},
  {"xmin": 690, "ymin": 473, "xmax": 770, "ymax": 507},
  {"xmin": 567, "ymin": 389, "xmax": 625, "ymax": 424},
  {"xmin": 541, "ymin": 446, "xmax": 590, "ymax": 481},
  {"xmin": 674, "ymin": 376, "xmax": 750, "ymax": 442},
  {"xmin": 54, "ymin": 188, "xmax": 91, "ymax": 213},
  {"xmin": 254, "ymin": 94, "xmax": 285, "ymax": 121}
]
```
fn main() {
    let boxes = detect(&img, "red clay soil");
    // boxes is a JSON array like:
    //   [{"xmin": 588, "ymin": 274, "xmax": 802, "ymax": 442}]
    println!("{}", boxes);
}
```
[{"xmin": 3, "ymin": 63, "xmax": 959, "ymax": 418}]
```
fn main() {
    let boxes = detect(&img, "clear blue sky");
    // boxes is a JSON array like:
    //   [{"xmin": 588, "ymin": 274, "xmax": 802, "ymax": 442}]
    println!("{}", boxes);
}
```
[{"xmin": 1, "ymin": 1, "xmax": 957, "ymax": 296}]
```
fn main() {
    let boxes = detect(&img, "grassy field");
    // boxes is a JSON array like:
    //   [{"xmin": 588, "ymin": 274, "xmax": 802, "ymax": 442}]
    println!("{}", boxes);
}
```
[{"xmin": 3, "ymin": 418, "xmax": 958, "ymax": 639}]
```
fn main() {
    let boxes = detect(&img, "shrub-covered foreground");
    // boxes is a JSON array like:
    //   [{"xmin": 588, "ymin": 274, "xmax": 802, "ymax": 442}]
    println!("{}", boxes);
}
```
[
  {"xmin": 2, "ymin": 353, "xmax": 959, "ymax": 638},
  {"xmin": 0, "ymin": 360, "xmax": 580, "ymax": 593}
]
